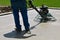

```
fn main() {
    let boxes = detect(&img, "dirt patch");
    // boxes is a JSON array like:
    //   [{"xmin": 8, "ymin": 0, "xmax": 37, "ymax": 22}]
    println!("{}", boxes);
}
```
[{"xmin": 0, "ymin": 6, "xmax": 12, "ymax": 13}]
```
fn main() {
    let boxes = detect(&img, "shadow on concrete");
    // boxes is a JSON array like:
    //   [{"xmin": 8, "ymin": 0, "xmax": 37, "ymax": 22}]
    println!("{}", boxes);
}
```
[
  {"xmin": 30, "ymin": 22, "xmax": 40, "ymax": 30},
  {"xmin": 3, "ymin": 23, "xmax": 40, "ymax": 39},
  {"xmin": 3, "ymin": 30, "xmax": 36, "ymax": 39},
  {"xmin": 34, "ymin": 16, "xmax": 56, "ymax": 23}
]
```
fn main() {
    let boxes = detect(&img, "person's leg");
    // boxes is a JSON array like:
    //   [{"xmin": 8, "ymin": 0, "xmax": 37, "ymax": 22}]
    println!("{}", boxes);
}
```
[
  {"xmin": 20, "ymin": 6, "xmax": 30, "ymax": 31},
  {"xmin": 11, "ymin": 5, "xmax": 21, "ymax": 31},
  {"xmin": 13, "ymin": 7, "xmax": 21, "ymax": 29},
  {"xmin": 11, "ymin": 0, "xmax": 21, "ymax": 30}
]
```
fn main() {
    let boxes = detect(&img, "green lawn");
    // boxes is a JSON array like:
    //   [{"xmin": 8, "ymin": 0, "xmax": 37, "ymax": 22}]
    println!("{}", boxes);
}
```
[
  {"xmin": 33, "ymin": 0, "xmax": 60, "ymax": 7},
  {"xmin": 0, "ymin": 0, "xmax": 10, "ymax": 6},
  {"xmin": 0, "ymin": 0, "xmax": 60, "ymax": 7}
]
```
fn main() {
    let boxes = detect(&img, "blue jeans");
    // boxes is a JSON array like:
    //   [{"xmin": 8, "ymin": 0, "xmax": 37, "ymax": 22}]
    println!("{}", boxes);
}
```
[{"xmin": 11, "ymin": 0, "xmax": 30, "ymax": 30}]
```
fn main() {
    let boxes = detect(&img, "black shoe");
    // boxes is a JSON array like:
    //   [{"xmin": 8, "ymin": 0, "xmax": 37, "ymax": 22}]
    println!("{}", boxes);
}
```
[
  {"xmin": 15, "ymin": 28, "xmax": 22, "ymax": 32},
  {"xmin": 25, "ymin": 30, "xmax": 31, "ymax": 34}
]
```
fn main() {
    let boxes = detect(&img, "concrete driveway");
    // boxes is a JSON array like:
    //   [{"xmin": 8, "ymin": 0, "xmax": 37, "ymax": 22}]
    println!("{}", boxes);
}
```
[{"xmin": 0, "ymin": 9, "xmax": 60, "ymax": 40}]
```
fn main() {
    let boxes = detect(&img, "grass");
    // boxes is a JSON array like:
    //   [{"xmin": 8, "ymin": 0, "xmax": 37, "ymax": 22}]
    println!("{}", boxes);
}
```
[
  {"xmin": 0, "ymin": 0, "xmax": 10, "ymax": 6},
  {"xmin": 33, "ymin": 0, "xmax": 60, "ymax": 7},
  {"xmin": 0, "ymin": 0, "xmax": 60, "ymax": 7}
]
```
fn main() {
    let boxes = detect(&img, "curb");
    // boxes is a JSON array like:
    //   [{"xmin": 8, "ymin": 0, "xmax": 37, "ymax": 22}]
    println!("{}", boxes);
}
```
[{"xmin": 0, "ymin": 7, "xmax": 60, "ymax": 16}]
